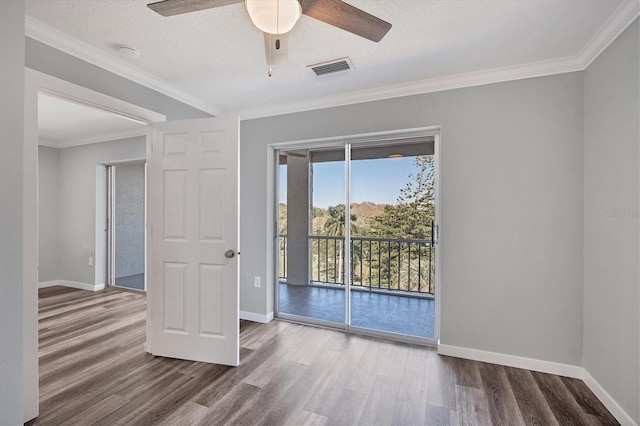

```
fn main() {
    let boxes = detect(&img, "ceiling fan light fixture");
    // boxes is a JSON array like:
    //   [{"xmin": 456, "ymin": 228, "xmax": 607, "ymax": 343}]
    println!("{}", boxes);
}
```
[{"xmin": 245, "ymin": 0, "xmax": 302, "ymax": 35}]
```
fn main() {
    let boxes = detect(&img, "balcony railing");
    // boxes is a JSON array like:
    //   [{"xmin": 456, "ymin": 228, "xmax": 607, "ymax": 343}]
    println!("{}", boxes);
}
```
[{"xmin": 278, "ymin": 234, "xmax": 435, "ymax": 295}]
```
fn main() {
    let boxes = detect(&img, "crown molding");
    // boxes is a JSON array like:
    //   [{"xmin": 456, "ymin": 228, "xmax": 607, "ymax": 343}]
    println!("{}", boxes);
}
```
[
  {"xmin": 25, "ymin": 16, "xmax": 228, "ymax": 118},
  {"xmin": 39, "ymin": 127, "xmax": 146, "ymax": 149},
  {"xmin": 238, "ymin": 55, "xmax": 583, "ymax": 119},
  {"xmin": 239, "ymin": 1, "xmax": 640, "ymax": 120},
  {"xmin": 37, "ymin": 138, "xmax": 57, "ymax": 148},
  {"xmin": 577, "ymin": 0, "xmax": 640, "ymax": 68},
  {"xmin": 26, "ymin": 1, "xmax": 639, "ymax": 122}
]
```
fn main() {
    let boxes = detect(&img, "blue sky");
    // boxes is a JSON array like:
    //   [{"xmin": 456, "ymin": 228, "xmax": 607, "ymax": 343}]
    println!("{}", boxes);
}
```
[{"xmin": 279, "ymin": 157, "xmax": 416, "ymax": 208}]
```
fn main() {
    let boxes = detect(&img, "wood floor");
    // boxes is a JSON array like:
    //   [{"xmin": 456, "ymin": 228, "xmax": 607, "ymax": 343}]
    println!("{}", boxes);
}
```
[{"xmin": 30, "ymin": 286, "xmax": 618, "ymax": 426}]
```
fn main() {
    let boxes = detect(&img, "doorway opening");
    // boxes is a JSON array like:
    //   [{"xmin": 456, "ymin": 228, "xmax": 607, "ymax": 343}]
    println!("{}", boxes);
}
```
[
  {"xmin": 106, "ymin": 162, "xmax": 147, "ymax": 291},
  {"xmin": 274, "ymin": 129, "xmax": 440, "ymax": 344},
  {"xmin": 26, "ymin": 68, "xmax": 167, "ymax": 420}
]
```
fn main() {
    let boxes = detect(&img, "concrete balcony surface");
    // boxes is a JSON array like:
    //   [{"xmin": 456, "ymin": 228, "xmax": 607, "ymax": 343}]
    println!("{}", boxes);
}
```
[{"xmin": 278, "ymin": 282, "xmax": 435, "ymax": 339}]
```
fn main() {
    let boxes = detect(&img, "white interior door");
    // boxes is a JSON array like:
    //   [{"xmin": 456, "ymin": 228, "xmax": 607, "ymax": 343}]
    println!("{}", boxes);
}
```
[{"xmin": 148, "ymin": 116, "xmax": 239, "ymax": 366}]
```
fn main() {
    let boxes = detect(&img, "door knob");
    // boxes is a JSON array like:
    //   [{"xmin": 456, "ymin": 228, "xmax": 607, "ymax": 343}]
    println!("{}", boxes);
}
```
[{"xmin": 224, "ymin": 250, "xmax": 236, "ymax": 259}]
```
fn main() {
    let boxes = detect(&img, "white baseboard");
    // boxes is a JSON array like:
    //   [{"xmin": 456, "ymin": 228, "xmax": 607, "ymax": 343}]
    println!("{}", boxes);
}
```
[
  {"xmin": 437, "ymin": 343, "xmax": 637, "ymax": 425},
  {"xmin": 437, "ymin": 344, "xmax": 583, "ymax": 378},
  {"xmin": 240, "ymin": 310, "xmax": 274, "ymax": 324},
  {"xmin": 582, "ymin": 370, "xmax": 638, "ymax": 426},
  {"xmin": 37, "ymin": 280, "xmax": 61, "ymax": 288},
  {"xmin": 38, "ymin": 279, "xmax": 105, "ymax": 292}
]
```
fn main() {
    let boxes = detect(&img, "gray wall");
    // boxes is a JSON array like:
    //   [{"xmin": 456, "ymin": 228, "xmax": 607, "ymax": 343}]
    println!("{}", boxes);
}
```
[
  {"xmin": 0, "ymin": 1, "xmax": 25, "ymax": 423},
  {"xmin": 25, "ymin": 38, "xmax": 211, "ymax": 121},
  {"xmin": 583, "ymin": 19, "xmax": 639, "ymax": 424},
  {"xmin": 38, "ymin": 146, "xmax": 60, "ymax": 282},
  {"xmin": 114, "ymin": 163, "xmax": 145, "ymax": 279},
  {"xmin": 241, "ymin": 71, "xmax": 585, "ymax": 366},
  {"xmin": 57, "ymin": 137, "xmax": 145, "ymax": 285}
]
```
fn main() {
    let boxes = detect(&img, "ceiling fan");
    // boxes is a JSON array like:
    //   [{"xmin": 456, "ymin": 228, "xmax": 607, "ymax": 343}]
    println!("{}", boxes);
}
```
[{"xmin": 147, "ymin": 0, "xmax": 392, "ymax": 74}]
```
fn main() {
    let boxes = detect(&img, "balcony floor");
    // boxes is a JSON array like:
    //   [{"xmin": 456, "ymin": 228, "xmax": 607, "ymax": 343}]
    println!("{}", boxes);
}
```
[{"xmin": 278, "ymin": 283, "xmax": 435, "ymax": 339}]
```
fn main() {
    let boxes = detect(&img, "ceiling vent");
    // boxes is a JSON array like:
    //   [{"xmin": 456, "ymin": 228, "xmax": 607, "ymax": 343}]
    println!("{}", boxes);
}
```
[{"xmin": 308, "ymin": 57, "xmax": 354, "ymax": 76}]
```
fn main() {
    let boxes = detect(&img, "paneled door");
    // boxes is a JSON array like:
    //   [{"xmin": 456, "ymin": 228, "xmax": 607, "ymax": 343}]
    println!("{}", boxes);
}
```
[{"xmin": 147, "ymin": 116, "xmax": 240, "ymax": 366}]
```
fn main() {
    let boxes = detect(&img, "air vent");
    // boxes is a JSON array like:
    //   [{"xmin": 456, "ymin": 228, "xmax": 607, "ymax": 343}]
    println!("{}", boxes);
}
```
[{"xmin": 308, "ymin": 57, "xmax": 354, "ymax": 76}]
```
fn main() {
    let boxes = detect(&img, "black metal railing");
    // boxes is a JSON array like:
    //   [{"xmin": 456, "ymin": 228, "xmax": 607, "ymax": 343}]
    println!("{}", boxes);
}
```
[{"xmin": 278, "ymin": 234, "xmax": 435, "ymax": 295}]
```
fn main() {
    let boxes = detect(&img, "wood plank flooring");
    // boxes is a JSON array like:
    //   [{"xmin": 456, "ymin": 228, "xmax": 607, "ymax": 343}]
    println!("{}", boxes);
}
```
[{"xmin": 30, "ymin": 286, "xmax": 619, "ymax": 426}]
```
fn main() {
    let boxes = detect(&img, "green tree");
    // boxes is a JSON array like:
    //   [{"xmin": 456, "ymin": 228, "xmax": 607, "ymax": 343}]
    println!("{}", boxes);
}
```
[
  {"xmin": 368, "ymin": 155, "xmax": 434, "ymax": 240},
  {"xmin": 320, "ymin": 204, "xmax": 361, "ymax": 283},
  {"xmin": 278, "ymin": 203, "xmax": 287, "ymax": 235},
  {"xmin": 323, "ymin": 204, "xmax": 357, "ymax": 237},
  {"xmin": 365, "ymin": 155, "xmax": 436, "ymax": 292}
]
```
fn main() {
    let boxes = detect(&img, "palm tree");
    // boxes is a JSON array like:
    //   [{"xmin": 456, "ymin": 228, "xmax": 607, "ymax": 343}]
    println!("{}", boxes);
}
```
[
  {"xmin": 323, "ymin": 204, "xmax": 355, "ymax": 237},
  {"xmin": 323, "ymin": 204, "xmax": 359, "ymax": 282}
]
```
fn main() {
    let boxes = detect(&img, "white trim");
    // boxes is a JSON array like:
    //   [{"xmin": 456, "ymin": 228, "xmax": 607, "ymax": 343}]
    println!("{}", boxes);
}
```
[
  {"xmin": 437, "ymin": 344, "xmax": 583, "ymax": 378},
  {"xmin": 437, "ymin": 343, "xmax": 639, "ymax": 425},
  {"xmin": 37, "ymin": 280, "xmax": 61, "ymax": 288},
  {"xmin": 38, "ymin": 279, "xmax": 105, "ymax": 292},
  {"xmin": 45, "ymin": 127, "xmax": 146, "ymax": 149},
  {"xmin": 25, "ymin": 17, "xmax": 227, "ymax": 118},
  {"xmin": 37, "ymin": 138, "xmax": 57, "ymax": 148},
  {"xmin": 27, "ymin": 68, "xmax": 167, "ymax": 124},
  {"xmin": 269, "ymin": 126, "xmax": 441, "ymax": 151},
  {"xmin": 433, "ymin": 133, "xmax": 441, "ymax": 344},
  {"xmin": 96, "ymin": 165, "xmax": 108, "ymax": 290},
  {"xmin": 238, "ymin": 56, "xmax": 581, "ymax": 119},
  {"xmin": 240, "ymin": 310, "xmax": 274, "ymax": 324},
  {"xmin": 582, "ymin": 370, "xmax": 638, "ymax": 426},
  {"xmin": 576, "ymin": 0, "xmax": 640, "ymax": 68},
  {"xmin": 344, "ymin": 143, "xmax": 352, "ymax": 326}
]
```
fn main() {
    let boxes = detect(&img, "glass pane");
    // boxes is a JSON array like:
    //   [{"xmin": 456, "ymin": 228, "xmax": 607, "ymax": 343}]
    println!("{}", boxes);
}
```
[
  {"xmin": 349, "ymin": 142, "xmax": 435, "ymax": 338},
  {"xmin": 277, "ymin": 148, "xmax": 346, "ymax": 324}
]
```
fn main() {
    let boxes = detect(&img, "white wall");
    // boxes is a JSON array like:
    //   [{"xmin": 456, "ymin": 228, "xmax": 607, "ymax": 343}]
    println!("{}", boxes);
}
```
[
  {"xmin": 38, "ymin": 146, "xmax": 60, "ymax": 282},
  {"xmin": 56, "ymin": 137, "xmax": 145, "ymax": 285},
  {"xmin": 0, "ymin": 1, "xmax": 25, "ymax": 423},
  {"xmin": 583, "ymin": 19, "xmax": 639, "ymax": 424},
  {"xmin": 240, "ymin": 71, "xmax": 585, "ymax": 366}
]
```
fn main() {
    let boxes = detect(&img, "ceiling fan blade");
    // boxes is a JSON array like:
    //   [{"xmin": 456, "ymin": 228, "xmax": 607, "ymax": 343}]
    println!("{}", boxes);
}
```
[
  {"xmin": 300, "ymin": 0, "xmax": 391, "ymax": 42},
  {"xmin": 147, "ymin": 0, "xmax": 242, "ymax": 17},
  {"xmin": 264, "ymin": 33, "xmax": 289, "ymax": 66}
]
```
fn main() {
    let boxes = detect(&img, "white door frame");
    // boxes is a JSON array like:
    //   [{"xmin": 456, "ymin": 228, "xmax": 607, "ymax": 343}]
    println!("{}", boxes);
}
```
[
  {"xmin": 269, "ymin": 126, "xmax": 442, "ymax": 346},
  {"xmin": 24, "ymin": 68, "xmax": 165, "ymax": 421},
  {"xmin": 105, "ymin": 159, "xmax": 147, "ymax": 290}
]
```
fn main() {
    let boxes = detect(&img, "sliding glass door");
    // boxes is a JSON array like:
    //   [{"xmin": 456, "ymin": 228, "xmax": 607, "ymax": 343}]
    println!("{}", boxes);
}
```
[
  {"xmin": 277, "ymin": 148, "xmax": 346, "ymax": 326},
  {"xmin": 348, "ymin": 143, "xmax": 436, "ymax": 339},
  {"xmin": 275, "ymin": 133, "xmax": 438, "ymax": 343}
]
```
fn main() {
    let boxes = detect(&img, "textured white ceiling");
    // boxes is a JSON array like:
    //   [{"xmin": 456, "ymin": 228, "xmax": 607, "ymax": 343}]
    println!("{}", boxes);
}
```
[
  {"xmin": 38, "ymin": 94, "xmax": 145, "ymax": 147},
  {"xmin": 26, "ymin": 0, "xmax": 628, "ymax": 116}
]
